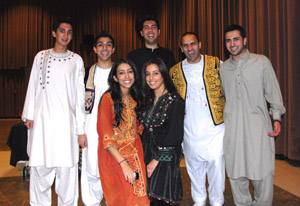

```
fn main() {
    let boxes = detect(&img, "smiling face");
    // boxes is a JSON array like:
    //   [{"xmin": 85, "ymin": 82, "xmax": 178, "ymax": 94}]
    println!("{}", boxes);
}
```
[
  {"xmin": 140, "ymin": 20, "xmax": 160, "ymax": 47},
  {"xmin": 93, "ymin": 37, "xmax": 115, "ymax": 61},
  {"xmin": 52, "ymin": 23, "xmax": 73, "ymax": 47},
  {"xmin": 145, "ymin": 64, "xmax": 165, "ymax": 94},
  {"xmin": 113, "ymin": 63, "xmax": 135, "ymax": 95},
  {"xmin": 180, "ymin": 34, "xmax": 202, "ymax": 64},
  {"xmin": 225, "ymin": 30, "xmax": 247, "ymax": 61}
]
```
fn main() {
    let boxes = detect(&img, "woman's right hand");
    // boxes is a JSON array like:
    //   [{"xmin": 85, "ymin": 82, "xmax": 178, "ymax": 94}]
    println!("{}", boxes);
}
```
[{"xmin": 120, "ymin": 161, "xmax": 135, "ymax": 185}]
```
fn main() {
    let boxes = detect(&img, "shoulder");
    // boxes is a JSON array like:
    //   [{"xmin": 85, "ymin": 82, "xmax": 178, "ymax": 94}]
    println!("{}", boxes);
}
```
[
  {"xmin": 167, "ymin": 92, "xmax": 184, "ymax": 105},
  {"xmin": 170, "ymin": 62, "xmax": 182, "ymax": 72},
  {"xmin": 70, "ymin": 51, "xmax": 84, "ymax": 62},
  {"xmin": 127, "ymin": 48, "xmax": 144, "ymax": 56}
]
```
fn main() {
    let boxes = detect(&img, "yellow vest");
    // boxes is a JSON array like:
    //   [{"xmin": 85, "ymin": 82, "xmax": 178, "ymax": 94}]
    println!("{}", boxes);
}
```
[{"xmin": 169, "ymin": 55, "xmax": 225, "ymax": 125}]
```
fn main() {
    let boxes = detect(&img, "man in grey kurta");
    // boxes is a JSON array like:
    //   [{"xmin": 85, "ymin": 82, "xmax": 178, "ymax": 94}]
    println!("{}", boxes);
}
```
[{"xmin": 220, "ymin": 25, "xmax": 286, "ymax": 206}]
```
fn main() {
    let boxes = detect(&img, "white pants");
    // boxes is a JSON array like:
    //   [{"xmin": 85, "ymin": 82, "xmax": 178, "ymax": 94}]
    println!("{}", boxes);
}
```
[
  {"xmin": 185, "ymin": 155, "xmax": 225, "ymax": 206},
  {"xmin": 30, "ymin": 165, "xmax": 78, "ymax": 206},
  {"xmin": 229, "ymin": 172, "xmax": 274, "ymax": 206},
  {"xmin": 81, "ymin": 150, "xmax": 103, "ymax": 206}
]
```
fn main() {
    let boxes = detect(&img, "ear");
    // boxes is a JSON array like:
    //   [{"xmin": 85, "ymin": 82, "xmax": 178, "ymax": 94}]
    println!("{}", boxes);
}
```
[
  {"xmin": 198, "ymin": 41, "xmax": 202, "ymax": 49},
  {"xmin": 113, "ymin": 75, "xmax": 118, "ymax": 82},
  {"xmin": 112, "ymin": 47, "xmax": 115, "ymax": 54},
  {"xmin": 93, "ymin": 46, "xmax": 97, "ymax": 54},
  {"xmin": 243, "ymin": 37, "xmax": 247, "ymax": 46},
  {"xmin": 158, "ymin": 29, "xmax": 161, "ymax": 36},
  {"xmin": 180, "ymin": 45, "xmax": 184, "ymax": 53},
  {"xmin": 52, "ymin": 31, "xmax": 56, "ymax": 38},
  {"xmin": 140, "ymin": 30, "xmax": 144, "ymax": 37}
]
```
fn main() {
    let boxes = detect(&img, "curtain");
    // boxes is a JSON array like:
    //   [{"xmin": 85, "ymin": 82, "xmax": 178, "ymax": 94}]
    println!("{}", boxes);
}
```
[{"xmin": 0, "ymin": 0, "xmax": 299, "ymax": 159}]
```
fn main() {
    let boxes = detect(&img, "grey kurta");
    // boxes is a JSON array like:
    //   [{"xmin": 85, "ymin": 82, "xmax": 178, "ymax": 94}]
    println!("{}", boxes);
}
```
[{"xmin": 220, "ymin": 50, "xmax": 285, "ymax": 180}]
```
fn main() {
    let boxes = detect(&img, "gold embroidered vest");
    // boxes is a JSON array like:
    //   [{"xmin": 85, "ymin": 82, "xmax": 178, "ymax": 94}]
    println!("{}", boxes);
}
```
[{"xmin": 169, "ymin": 55, "xmax": 225, "ymax": 125}]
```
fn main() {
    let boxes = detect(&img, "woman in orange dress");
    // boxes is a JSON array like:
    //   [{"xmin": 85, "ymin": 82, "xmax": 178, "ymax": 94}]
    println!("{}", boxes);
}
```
[{"xmin": 97, "ymin": 58, "xmax": 150, "ymax": 206}]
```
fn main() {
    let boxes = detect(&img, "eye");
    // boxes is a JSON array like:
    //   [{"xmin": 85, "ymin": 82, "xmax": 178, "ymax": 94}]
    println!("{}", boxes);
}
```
[
  {"xmin": 67, "ymin": 30, "xmax": 73, "ymax": 35},
  {"xmin": 60, "ymin": 28, "xmax": 65, "ymax": 33}
]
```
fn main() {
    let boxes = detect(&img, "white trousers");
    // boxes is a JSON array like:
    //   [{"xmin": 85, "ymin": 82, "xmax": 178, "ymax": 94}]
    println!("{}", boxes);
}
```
[
  {"xmin": 81, "ymin": 150, "xmax": 103, "ymax": 206},
  {"xmin": 229, "ymin": 172, "xmax": 273, "ymax": 206},
  {"xmin": 30, "ymin": 165, "xmax": 78, "ymax": 206},
  {"xmin": 185, "ymin": 155, "xmax": 225, "ymax": 206}
]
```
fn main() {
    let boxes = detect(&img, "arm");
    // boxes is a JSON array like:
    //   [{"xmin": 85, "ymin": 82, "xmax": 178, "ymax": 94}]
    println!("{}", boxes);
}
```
[
  {"xmin": 97, "ymin": 94, "xmax": 135, "ymax": 184},
  {"xmin": 22, "ymin": 53, "xmax": 40, "ymax": 125},
  {"xmin": 263, "ymin": 57, "xmax": 286, "ymax": 136},
  {"xmin": 107, "ymin": 147, "xmax": 136, "ymax": 185},
  {"xmin": 147, "ymin": 95, "xmax": 185, "ymax": 177},
  {"xmin": 76, "ymin": 59, "xmax": 86, "ymax": 136}
]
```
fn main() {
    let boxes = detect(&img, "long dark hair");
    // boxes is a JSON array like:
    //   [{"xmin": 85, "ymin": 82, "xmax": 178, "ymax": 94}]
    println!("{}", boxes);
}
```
[
  {"xmin": 107, "ymin": 58, "xmax": 142, "ymax": 127},
  {"xmin": 142, "ymin": 58, "xmax": 177, "ymax": 110}
]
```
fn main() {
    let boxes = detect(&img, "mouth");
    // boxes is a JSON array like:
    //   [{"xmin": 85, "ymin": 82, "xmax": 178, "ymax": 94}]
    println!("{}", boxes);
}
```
[{"xmin": 148, "ymin": 81, "xmax": 156, "ymax": 86}]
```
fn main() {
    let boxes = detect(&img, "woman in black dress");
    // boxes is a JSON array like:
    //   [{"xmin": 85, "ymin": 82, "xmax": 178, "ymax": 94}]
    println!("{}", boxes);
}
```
[{"xmin": 140, "ymin": 58, "xmax": 184, "ymax": 205}]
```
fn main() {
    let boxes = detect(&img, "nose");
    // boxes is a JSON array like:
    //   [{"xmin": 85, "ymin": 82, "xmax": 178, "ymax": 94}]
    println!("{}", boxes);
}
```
[{"xmin": 188, "ymin": 44, "xmax": 193, "ymax": 50}]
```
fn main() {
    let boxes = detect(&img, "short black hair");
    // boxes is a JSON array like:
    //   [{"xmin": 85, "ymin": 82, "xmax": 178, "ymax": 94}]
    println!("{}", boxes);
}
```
[
  {"xmin": 94, "ymin": 31, "xmax": 115, "ymax": 47},
  {"xmin": 180, "ymin": 32, "xmax": 200, "ymax": 45},
  {"xmin": 224, "ymin": 25, "xmax": 246, "ymax": 38},
  {"xmin": 52, "ymin": 17, "xmax": 73, "ymax": 32},
  {"xmin": 140, "ymin": 15, "xmax": 160, "ymax": 31}
]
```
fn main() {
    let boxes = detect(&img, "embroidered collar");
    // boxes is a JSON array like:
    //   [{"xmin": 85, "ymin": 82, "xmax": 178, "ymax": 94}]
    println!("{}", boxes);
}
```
[{"xmin": 49, "ymin": 49, "xmax": 71, "ymax": 58}]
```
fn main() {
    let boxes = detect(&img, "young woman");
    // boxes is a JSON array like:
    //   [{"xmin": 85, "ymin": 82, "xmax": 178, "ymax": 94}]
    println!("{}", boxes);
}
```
[
  {"xmin": 97, "ymin": 58, "xmax": 150, "ymax": 206},
  {"xmin": 141, "ymin": 58, "xmax": 184, "ymax": 205}
]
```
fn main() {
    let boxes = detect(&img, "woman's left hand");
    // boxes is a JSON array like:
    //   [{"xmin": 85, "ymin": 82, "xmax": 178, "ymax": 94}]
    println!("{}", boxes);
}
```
[{"xmin": 147, "ymin": 159, "xmax": 159, "ymax": 178}]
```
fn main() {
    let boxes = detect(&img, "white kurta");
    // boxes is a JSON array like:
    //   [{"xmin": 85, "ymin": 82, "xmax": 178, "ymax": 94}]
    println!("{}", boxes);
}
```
[
  {"xmin": 83, "ymin": 66, "xmax": 111, "ymax": 177},
  {"xmin": 22, "ymin": 49, "xmax": 85, "ymax": 168},
  {"xmin": 182, "ymin": 56, "xmax": 224, "ymax": 161}
]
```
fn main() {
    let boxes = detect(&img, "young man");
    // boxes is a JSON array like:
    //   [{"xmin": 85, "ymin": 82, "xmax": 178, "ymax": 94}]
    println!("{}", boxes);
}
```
[
  {"xmin": 220, "ymin": 25, "xmax": 286, "ymax": 206},
  {"xmin": 170, "ymin": 32, "xmax": 225, "ymax": 206},
  {"xmin": 127, "ymin": 15, "xmax": 176, "ymax": 79},
  {"xmin": 22, "ymin": 18, "xmax": 85, "ymax": 205},
  {"xmin": 78, "ymin": 31, "xmax": 115, "ymax": 206}
]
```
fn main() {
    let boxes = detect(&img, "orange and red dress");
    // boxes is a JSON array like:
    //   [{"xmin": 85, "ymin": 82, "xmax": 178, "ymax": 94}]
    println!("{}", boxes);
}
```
[{"xmin": 97, "ymin": 92, "xmax": 149, "ymax": 206}]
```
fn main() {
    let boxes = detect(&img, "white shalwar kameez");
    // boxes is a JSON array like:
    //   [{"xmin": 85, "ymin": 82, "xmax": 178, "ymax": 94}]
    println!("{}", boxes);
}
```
[
  {"xmin": 80, "ymin": 66, "xmax": 111, "ymax": 206},
  {"xmin": 182, "ymin": 56, "xmax": 225, "ymax": 206},
  {"xmin": 22, "ymin": 49, "xmax": 85, "ymax": 206}
]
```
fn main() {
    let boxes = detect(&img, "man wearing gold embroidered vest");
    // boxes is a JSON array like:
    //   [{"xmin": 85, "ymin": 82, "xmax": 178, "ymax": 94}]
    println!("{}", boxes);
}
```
[{"xmin": 170, "ymin": 32, "xmax": 225, "ymax": 206}]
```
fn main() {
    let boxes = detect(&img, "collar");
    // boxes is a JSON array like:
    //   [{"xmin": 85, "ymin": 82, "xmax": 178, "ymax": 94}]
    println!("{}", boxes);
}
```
[{"xmin": 230, "ymin": 49, "xmax": 250, "ymax": 66}]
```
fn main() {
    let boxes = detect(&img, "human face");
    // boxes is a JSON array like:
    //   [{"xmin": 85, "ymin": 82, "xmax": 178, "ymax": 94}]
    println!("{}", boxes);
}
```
[
  {"xmin": 145, "ymin": 64, "xmax": 165, "ymax": 94},
  {"xmin": 225, "ymin": 30, "xmax": 247, "ymax": 61},
  {"xmin": 93, "ymin": 37, "xmax": 115, "ymax": 61},
  {"xmin": 180, "ymin": 34, "xmax": 202, "ymax": 64},
  {"xmin": 113, "ymin": 63, "xmax": 135, "ymax": 95},
  {"xmin": 52, "ymin": 23, "xmax": 73, "ymax": 47},
  {"xmin": 140, "ymin": 20, "xmax": 160, "ymax": 47}
]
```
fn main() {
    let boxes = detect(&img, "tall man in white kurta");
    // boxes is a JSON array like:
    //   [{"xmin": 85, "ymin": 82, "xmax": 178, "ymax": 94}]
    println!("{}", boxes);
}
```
[
  {"xmin": 77, "ymin": 31, "xmax": 115, "ymax": 206},
  {"xmin": 170, "ymin": 32, "xmax": 225, "ymax": 206},
  {"xmin": 220, "ymin": 25, "xmax": 286, "ymax": 206},
  {"xmin": 22, "ymin": 18, "xmax": 85, "ymax": 206}
]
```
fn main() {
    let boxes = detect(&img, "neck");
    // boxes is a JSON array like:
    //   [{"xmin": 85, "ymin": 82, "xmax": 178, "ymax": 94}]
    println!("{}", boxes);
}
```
[
  {"xmin": 232, "ymin": 49, "xmax": 246, "ymax": 62},
  {"xmin": 154, "ymin": 86, "xmax": 167, "ymax": 104},
  {"xmin": 97, "ymin": 60, "xmax": 112, "ymax": 69},
  {"xmin": 53, "ymin": 44, "xmax": 68, "ymax": 53},
  {"xmin": 145, "ymin": 43, "xmax": 159, "ymax": 51}
]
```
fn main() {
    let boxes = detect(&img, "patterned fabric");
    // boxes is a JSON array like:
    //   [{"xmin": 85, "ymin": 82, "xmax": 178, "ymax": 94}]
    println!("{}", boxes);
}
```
[
  {"xmin": 97, "ymin": 93, "xmax": 149, "ymax": 206},
  {"xmin": 85, "ymin": 64, "xmax": 96, "ymax": 114},
  {"xmin": 170, "ymin": 55, "xmax": 225, "ymax": 125},
  {"xmin": 141, "ymin": 92, "xmax": 184, "ymax": 204}
]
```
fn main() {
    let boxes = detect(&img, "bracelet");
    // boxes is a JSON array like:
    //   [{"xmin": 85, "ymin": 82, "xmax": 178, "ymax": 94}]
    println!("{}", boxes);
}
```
[{"xmin": 119, "ymin": 159, "xmax": 126, "ymax": 165}]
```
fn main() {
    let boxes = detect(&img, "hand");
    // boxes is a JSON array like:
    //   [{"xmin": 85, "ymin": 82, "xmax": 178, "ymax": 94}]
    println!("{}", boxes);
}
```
[
  {"xmin": 78, "ymin": 134, "xmax": 88, "ymax": 148},
  {"xmin": 268, "ymin": 121, "xmax": 281, "ymax": 137},
  {"xmin": 120, "ymin": 161, "xmax": 135, "ymax": 185},
  {"xmin": 24, "ymin": 119, "xmax": 34, "ymax": 129},
  {"xmin": 147, "ymin": 159, "xmax": 159, "ymax": 178}
]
